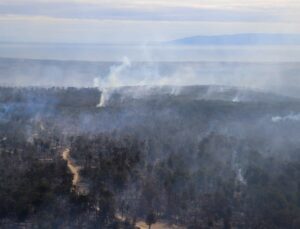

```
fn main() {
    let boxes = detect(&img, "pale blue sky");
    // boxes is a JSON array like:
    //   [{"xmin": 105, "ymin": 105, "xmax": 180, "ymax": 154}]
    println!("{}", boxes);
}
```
[{"xmin": 0, "ymin": 0, "xmax": 299, "ymax": 43}]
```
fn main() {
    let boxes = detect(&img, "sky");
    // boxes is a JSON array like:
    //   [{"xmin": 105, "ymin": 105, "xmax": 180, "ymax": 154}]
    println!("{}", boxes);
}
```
[{"xmin": 0, "ymin": 0, "xmax": 300, "ymax": 44}]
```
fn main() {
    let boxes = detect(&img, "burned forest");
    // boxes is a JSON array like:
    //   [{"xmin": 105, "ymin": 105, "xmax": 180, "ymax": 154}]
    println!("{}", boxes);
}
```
[{"xmin": 0, "ymin": 86, "xmax": 300, "ymax": 228}]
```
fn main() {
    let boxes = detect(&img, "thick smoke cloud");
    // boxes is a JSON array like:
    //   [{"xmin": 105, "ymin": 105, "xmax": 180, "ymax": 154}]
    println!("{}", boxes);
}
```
[
  {"xmin": 90, "ymin": 55, "xmax": 300, "ymax": 102},
  {"xmin": 1, "ymin": 52, "xmax": 300, "ymax": 99}
]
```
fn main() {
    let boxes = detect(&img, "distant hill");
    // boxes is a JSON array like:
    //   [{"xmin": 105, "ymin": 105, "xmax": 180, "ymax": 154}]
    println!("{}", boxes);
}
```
[
  {"xmin": 101, "ymin": 85, "xmax": 298, "ymax": 106},
  {"xmin": 167, "ymin": 33, "xmax": 300, "ymax": 45}
]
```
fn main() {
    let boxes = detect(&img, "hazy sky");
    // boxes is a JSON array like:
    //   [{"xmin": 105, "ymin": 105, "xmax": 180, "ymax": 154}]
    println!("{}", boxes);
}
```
[{"xmin": 0, "ymin": 0, "xmax": 300, "ymax": 43}]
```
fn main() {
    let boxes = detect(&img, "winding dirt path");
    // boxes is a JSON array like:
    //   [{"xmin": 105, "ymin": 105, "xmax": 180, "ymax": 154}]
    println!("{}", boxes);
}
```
[
  {"xmin": 62, "ymin": 149, "xmax": 80, "ymax": 185},
  {"xmin": 62, "ymin": 148, "xmax": 89, "ymax": 195}
]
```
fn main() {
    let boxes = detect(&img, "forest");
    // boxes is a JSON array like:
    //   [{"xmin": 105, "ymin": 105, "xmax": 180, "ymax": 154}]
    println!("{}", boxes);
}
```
[{"xmin": 0, "ymin": 86, "xmax": 300, "ymax": 228}]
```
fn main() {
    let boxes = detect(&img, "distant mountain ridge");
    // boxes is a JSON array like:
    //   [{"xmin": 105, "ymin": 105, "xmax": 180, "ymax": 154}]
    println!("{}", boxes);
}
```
[{"xmin": 167, "ymin": 33, "xmax": 300, "ymax": 45}]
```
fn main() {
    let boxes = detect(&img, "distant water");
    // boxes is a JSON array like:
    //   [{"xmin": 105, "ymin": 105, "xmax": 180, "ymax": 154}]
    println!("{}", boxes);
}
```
[{"xmin": 1, "ymin": 43, "xmax": 300, "ymax": 62}]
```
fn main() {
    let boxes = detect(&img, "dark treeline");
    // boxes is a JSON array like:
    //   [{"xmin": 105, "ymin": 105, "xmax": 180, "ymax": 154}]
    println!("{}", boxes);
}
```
[
  {"xmin": 0, "ymin": 86, "xmax": 100, "ymax": 106},
  {"xmin": 0, "ymin": 86, "xmax": 300, "ymax": 228}
]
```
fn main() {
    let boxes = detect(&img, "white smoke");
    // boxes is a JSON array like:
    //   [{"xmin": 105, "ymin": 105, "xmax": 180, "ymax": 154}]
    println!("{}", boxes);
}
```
[
  {"xmin": 232, "ymin": 93, "xmax": 241, "ymax": 103},
  {"xmin": 232, "ymin": 150, "xmax": 247, "ymax": 185},
  {"xmin": 98, "ymin": 88, "xmax": 108, "ymax": 107},
  {"xmin": 94, "ymin": 56, "xmax": 199, "ymax": 107},
  {"xmin": 237, "ymin": 168, "xmax": 247, "ymax": 185},
  {"xmin": 93, "ymin": 78, "xmax": 100, "ymax": 88},
  {"xmin": 95, "ymin": 56, "xmax": 132, "ymax": 107},
  {"xmin": 271, "ymin": 113, "xmax": 300, "ymax": 122},
  {"xmin": 92, "ymin": 53, "xmax": 300, "ymax": 108},
  {"xmin": 106, "ymin": 56, "xmax": 132, "ymax": 87}
]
